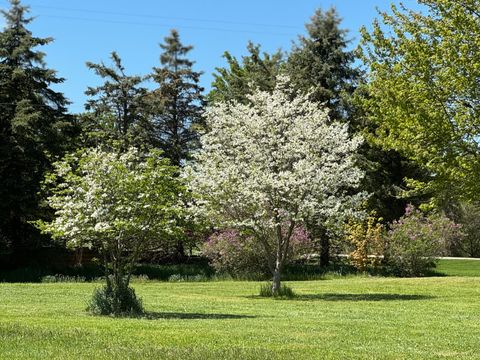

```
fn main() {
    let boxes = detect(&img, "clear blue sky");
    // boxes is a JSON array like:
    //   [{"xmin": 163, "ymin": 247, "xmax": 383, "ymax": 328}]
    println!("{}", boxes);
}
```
[{"xmin": 0, "ymin": 0, "xmax": 421, "ymax": 113}]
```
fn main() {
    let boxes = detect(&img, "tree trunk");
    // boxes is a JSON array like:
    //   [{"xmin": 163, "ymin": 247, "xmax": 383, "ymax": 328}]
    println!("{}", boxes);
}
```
[
  {"xmin": 272, "ymin": 266, "xmax": 281, "ymax": 296},
  {"xmin": 319, "ymin": 235, "xmax": 330, "ymax": 267}
]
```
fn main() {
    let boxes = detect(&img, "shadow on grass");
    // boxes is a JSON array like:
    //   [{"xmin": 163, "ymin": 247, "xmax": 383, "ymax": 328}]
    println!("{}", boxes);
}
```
[
  {"xmin": 247, "ymin": 293, "xmax": 434, "ymax": 301},
  {"xmin": 143, "ymin": 312, "xmax": 256, "ymax": 320},
  {"xmin": 296, "ymin": 293, "xmax": 435, "ymax": 301}
]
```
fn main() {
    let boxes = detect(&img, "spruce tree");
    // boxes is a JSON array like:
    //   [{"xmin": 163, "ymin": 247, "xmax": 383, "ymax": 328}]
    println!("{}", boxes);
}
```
[
  {"xmin": 208, "ymin": 42, "xmax": 284, "ymax": 104},
  {"xmin": 285, "ymin": 8, "xmax": 360, "ymax": 266},
  {"xmin": 286, "ymin": 7, "xmax": 359, "ymax": 120},
  {"xmin": 0, "ymin": 0, "xmax": 74, "ymax": 256},
  {"xmin": 149, "ymin": 29, "xmax": 204, "ymax": 167},
  {"xmin": 84, "ymin": 52, "xmax": 151, "ymax": 150}
]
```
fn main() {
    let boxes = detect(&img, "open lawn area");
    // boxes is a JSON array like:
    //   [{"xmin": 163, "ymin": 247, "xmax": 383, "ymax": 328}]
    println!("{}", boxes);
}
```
[{"xmin": 2, "ymin": 273, "xmax": 480, "ymax": 359}]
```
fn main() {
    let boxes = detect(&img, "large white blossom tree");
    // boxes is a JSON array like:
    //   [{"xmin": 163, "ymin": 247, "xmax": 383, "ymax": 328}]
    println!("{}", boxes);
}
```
[
  {"xmin": 187, "ymin": 76, "xmax": 365, "ymax": 295},
  {"xmin": 38, "ymin": 147, "xmax": 183, "ymax": 315}
]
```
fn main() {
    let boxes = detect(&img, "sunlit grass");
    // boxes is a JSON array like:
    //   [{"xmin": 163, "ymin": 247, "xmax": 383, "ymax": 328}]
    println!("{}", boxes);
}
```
[{"xmin": 1, "ymin": 275, "xmax": 480, "ymax": 359}]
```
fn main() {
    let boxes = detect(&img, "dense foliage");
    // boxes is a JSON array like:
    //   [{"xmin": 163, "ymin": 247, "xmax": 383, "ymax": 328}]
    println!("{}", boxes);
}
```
[
  {"xmin": 360, "ymin": 0, "xmax": 480, "ymax": 208},
  {"xmin": 0, "ymin": 0, "xmax": 76, "ymax": 256},
  {"xmin": 188, "ymin": 77, "xmax": 364, "ymax": 294},
  {"xmin": 384, "ymin": 205, "xmax": 461, "ymax": 277},
  {"xmin": 37, "ymin": 147, "xmax": 183, "ymax": 315},
  {"xmin": 2, "ymin": 0, "xmax": 480, "ymax": 288}
]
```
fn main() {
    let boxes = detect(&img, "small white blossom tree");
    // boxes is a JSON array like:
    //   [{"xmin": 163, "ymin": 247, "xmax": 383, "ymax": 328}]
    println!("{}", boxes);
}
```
[
  {"xmin": 187, "ymin": 76, "xmax": 365, "ymax": 295},
  {"xmin": 38, "ymin": 147, "xmax": 182, "ymax": 315}
]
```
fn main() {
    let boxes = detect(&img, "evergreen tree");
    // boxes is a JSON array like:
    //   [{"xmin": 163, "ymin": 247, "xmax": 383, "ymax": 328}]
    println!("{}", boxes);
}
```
[
  {"xmin": 286, "ymin": 7, "xmax": 423, "ymax": 266},
  {"xmin": 286, "ymin": 7, "xmax": 359, "ymax": 120},
  {"xmin": 285, "ymin": 8, "xmax": 360, "ymax": 266},
  {"xmin": 83, "ymin": 52, "xmax": 151, "ymax": 150},
  {"xmin": 149, "ymin": 29, "xmax": 204, "ymax": 167},
  {"xmin": 208, "ymin": 42, "xmax": 284, "ymax": 104},
  {"xmin": 0, "ymin": 0, "xmax": 74, "ymax": 256}
]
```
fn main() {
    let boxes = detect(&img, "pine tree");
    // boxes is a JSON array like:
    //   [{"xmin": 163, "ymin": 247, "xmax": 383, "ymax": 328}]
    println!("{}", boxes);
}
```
[
  {"xmin": 149, "ymin": 29, "xmax": 204, "ymax": 167},
  {"xmin": 208, "ymin": 42, "xmax": 284, "ymax": 104},
  {"xmin": 83, "ymin": 52, "xmax": 151, "ymax": 150},
  {"xmin": 286, "ymin": 7, "xmax": 359, "ymax": 120},
  {"xmin": 0, "ymin": 0, "xmax": 74, "ymax": 255}
]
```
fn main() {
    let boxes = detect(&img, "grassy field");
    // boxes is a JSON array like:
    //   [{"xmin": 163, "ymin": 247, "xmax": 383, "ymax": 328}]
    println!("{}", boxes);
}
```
[
  {"xmin": 2, "ymin": 273, "xmax": 480, "ymax": 359},
  {"xmin": 435, "ymin": 258, "xmax": 480, "ymax": 277}
]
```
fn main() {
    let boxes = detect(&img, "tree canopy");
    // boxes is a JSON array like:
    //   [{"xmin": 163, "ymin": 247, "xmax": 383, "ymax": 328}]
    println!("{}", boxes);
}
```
[
  {"xmin": 188, "ymin": 76, "xmax": 365, "ymax": 294},
  {"xmin": 360, "ymin": 0, "xmax": 480, "ymax": 208},
  {"xmin": 0, "ymin": 0, "xmax": 75, "ymax": 254}
]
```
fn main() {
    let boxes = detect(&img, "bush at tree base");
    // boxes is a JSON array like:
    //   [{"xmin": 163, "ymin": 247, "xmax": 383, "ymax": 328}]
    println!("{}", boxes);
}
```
[
  {"xmin": 87, "ymin": 277, "xmax": 143, "ymax": 316},
  {"xmin": 202, "ymin": 226, "xmax": 313, "ymax": 278}
]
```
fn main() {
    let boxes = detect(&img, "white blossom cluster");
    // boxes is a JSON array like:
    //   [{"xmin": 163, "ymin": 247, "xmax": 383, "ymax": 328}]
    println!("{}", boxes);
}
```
[
  {"xmin": 187, "ymin": 76, "xmax": 366, "ymax": 235},
  {"xmin": 39, "ymin": 147, "xmax": 182, "ymax": 253}
]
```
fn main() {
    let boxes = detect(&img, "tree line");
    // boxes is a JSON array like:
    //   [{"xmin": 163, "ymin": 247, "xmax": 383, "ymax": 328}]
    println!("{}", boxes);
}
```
[{"xmin": 1, "ymin": 0, "xmax": 479, "ymax": 306}]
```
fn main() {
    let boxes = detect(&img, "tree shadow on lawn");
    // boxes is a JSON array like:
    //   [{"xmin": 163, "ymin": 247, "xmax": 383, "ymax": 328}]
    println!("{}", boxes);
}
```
[
  {"xmin": 143, "ymin": 312, "xmax": 256, "ymax": 320},
  {"xmin": 295, "ymin": 293, "xmax": 435, "ymax": 301},
  {"xmin": 247, "ymin": 293, "xmax": 435, "ymax": 301}
]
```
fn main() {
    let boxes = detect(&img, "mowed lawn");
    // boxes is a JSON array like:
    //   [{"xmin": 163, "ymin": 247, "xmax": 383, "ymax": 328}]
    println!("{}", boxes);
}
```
[{"xmin": 2, "ymin": 265, "xmax": 480, "ymax": 360}]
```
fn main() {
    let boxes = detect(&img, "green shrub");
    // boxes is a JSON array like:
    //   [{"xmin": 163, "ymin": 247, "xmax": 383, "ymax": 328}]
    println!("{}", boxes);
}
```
[
  {"xmin": 385, "ymin": 205, "xmax": 460, "ymax": 277},
  {"xmin": 259, "ymin": 283, "xmax": 295, "ymax": 298},
  {"xmin": 87, "ymin": 280, "xmax": 143, "ymax": 316}
]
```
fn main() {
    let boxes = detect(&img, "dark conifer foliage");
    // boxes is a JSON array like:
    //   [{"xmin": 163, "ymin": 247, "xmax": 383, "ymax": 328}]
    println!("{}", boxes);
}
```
[
  {"xmin": 208, "ymin": 42, "xmax": 284, "ymax": 104},
  {"xmin": 149, "ymin": 29, "xmax": 205, "ymax": 167},
  {"xmin": 83, "ymin": 52, "xmax": 151, "ymax": 150},
  {"xmin": 286, "ymin": 7, "xmax": 359, "ymax": 120},
  {"xmin": 0, "ymin": 0, "xmax": 75, "ymax": 254}
]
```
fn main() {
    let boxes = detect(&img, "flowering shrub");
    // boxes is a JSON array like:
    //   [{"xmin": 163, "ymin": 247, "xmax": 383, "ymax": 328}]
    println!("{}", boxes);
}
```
[
  {"xmin": 346, "ymin": 215, "xmax": 385, "ymax": 272},
  {"xmin": 202, "ymin": 226, "xmax": 313, "ymax": 278},
  {"xmin": 385, "ymin": 205, "xmax": 461, "ymax": 277},
  {"xmin": 37, "ymin": 147, "xmax": 183, "ymax": 316}
]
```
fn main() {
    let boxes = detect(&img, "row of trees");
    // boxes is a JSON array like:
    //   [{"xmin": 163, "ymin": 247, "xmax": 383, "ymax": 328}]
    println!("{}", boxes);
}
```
[
  {"xmin": 2, "ymin": 0, "xmax": 480, "ymax": 309},
  {"xmin": 0, "ymin": 0, "xmax": 204, "ymax": 262}
]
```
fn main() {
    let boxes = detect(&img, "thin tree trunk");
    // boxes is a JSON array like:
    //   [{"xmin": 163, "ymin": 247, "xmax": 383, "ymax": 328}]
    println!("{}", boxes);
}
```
[{"xmin": 272, "ymin": 262, "xmax": 282, "ymax": 295}]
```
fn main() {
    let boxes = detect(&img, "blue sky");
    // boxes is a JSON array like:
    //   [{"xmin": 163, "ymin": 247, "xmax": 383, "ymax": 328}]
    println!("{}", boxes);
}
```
[{"xmin": 0, "ymin": 0, "xmax": 421, "ymax": 113}]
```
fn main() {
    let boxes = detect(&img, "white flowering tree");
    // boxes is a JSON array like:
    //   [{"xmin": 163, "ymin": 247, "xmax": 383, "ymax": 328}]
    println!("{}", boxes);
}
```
[
  {"xmin": 187, "ymin": 77, "xmax": 365, "ymax": 295},
  {"xmin": 38, "ymin": 147, "xmax": 182, "ymax": 314}
]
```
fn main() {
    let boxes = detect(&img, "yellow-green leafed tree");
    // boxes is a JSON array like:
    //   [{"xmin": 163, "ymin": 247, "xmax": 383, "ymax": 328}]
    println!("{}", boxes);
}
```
[{"xmin": 360, "ymin": 0, "xmax": 480, "ymax": 207}]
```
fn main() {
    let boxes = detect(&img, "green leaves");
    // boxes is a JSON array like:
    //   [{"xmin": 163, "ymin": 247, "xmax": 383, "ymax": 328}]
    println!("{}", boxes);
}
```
[{"xmin": 360, "ymin": 0, "xmax": 480, "ymax": 205}]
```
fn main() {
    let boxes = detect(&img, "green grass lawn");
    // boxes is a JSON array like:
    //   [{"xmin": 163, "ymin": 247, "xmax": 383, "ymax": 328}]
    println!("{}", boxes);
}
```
[
  {"xmin": 1, "ymin": 275, "xmax": 480, "ymax": 359},
  {"xmin": 435, "ymin": 258, "xmax": 480, "ymax": 277}
]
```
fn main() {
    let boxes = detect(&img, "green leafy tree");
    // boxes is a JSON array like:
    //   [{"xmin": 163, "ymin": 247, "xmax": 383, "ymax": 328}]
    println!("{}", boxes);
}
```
[
  {"xmin": 208, "ymin": 42, "xmax": 284, "ymax": 104},
  {"xmin": 149, "ymin": 29, "xmax": 204, "ymax": 167},
  {"xmin": 38, "ymin": 147, "xmax": 183, "ymax": 315},
  {"xmin": 0, "ymin": 0, "xmax": 75, "ymax": 254},
  {"xmin": 360, "ymin": 0, "xmax": 480, "ymax": 207},
  {"xmin": 83, "ymin": 52, "xmax": 151, "ymax": 150}
]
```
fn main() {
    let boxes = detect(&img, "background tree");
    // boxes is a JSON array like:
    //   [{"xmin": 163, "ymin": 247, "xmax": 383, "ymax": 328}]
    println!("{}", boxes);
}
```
[
  {"xmin": 287, "ymin": 7, "xmax": 426, "ymax": 265},
  {"xmin": 208, "ymin": 42, "xmax": 284, "ymax": 104},
  {"xmin": 286, "ymin": 7, "xmax": 359, "ymax": 120},
  {"xmin": 148, "ymin": 29, "xmax": 204, "ymax": 167},
  {"xmin": 359, "ymin": 0, "xmax": 480, "ymax": 209},
  {"xmin": 285, "ymin": 7, "xmax": 363, "ymax": 266},
  {"xmin": 38, "ymin": 147, "xmax": 183, "ymax": 315},
  {"xmin": 83, "ymin": 51, "xmax": 151, "ymax": 150},
  {"xmin": 188, "ymin": 77, "xmax": 364, "ymax": 295},
  {"xmin": 0, "ymin": 0, "xmax": 75, "ymax": 258}
]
